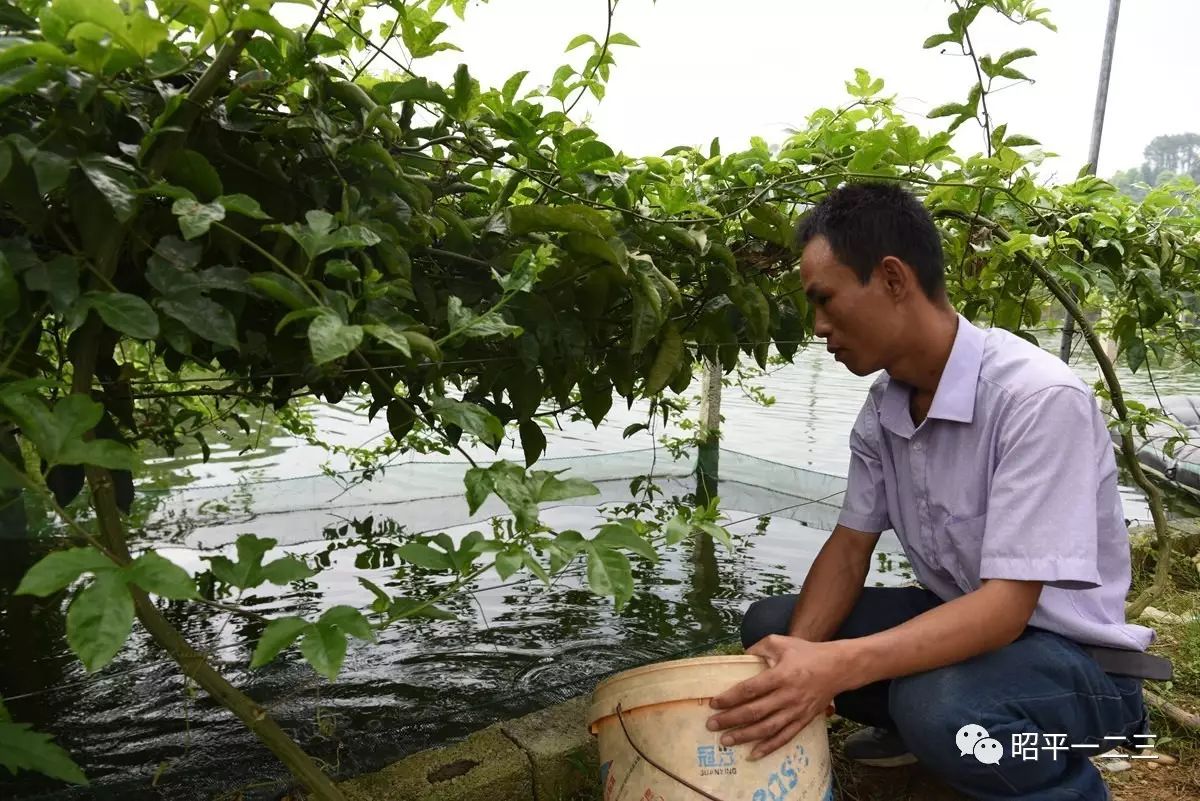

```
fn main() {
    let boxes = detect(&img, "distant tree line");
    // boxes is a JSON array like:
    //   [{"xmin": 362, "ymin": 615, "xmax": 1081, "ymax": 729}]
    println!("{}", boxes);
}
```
[{"xmin": 1112, "ymin": 133, "xmax": 1200, "ymax": 199}]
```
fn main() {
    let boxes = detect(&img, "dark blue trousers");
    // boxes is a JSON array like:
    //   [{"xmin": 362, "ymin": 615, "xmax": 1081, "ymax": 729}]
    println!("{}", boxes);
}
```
[{"xmin": 741, "ymin": 587, "xmax": 1148, "ymax": 800}]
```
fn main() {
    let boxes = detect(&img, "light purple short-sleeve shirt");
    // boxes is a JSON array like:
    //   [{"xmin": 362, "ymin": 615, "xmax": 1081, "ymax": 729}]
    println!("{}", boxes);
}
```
[{"xmin": 838, "ymin": 315, "xmax": 1154, "ymax": 651}]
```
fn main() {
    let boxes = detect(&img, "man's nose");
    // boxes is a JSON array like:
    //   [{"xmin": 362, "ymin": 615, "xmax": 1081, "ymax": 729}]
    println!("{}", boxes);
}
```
[{"xmin": 812, "ymin": 309, "xmax": 831, "ymax": 339}]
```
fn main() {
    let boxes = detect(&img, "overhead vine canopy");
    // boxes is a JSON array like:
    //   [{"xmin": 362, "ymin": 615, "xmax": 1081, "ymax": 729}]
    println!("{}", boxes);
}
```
[{"xmin": 1, "ymin": 0, "xmax": 1198, "ymax": 794}]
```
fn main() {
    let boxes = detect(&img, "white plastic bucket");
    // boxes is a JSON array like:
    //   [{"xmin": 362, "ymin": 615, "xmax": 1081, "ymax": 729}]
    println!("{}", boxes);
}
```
[{"xmin": 588, "ymin": 655, "xmax": 833, "ymax": 801}]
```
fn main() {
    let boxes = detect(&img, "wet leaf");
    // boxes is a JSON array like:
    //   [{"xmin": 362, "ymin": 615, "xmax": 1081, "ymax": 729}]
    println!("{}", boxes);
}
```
[
  {"xmin": 164, "ymin": 150, "xmax": 222, "ymax": 199},
  {"xmin": 645, "ymin": 323, "xmax": 683, "ymax": 395},
  {"xmin": 371, "ymin": 78, "xmax": 451, "ymax": 106},
  {"xmin": 218, "ymin": 193, "xmax": 269, "ymax": 219},
  {"xmin": 584, "ymin": 544, "xmax": 633, "ymax": 609},
  {"xmin": 365, "ymin": 323, "xmax": 412, "ymax": 356},
  {"xmin": 519, "ymin": 419, "xmax": 545, "ymax": 467},
  {"xmin": 300, "ymin": 624, "xmax": 347, "ymax": 681},
  {"xmin": 593, "ymin": 522, "xmax": 658, "ymax": 563},
  {"xmin": 431, "ymin": 397, "xmax": 503, "ymax": 447},
  {"xmin": 260, "ymin": 556, "xmax": 316, "ymax": 585},
  {"xmin": 0, "ymin": 251, "xmax": 16, "ymax": 323},
  {"xmin": 319, "ymin": 606, "xmax": 375, "ymax": 642},
  {"xmin": 172, "ymin": 198, "xmax": 226, "ymax": 240},
  {"xmin": 15, "ymin": 547, "xmax": 115, "ymax": 597},
  {"xmin": 28, "ymin": 150, "xmax": 70, "ymax": 194},
  {"xmin": 66, "ymin": 571, "xmax": 134, "ymax": 672},
  {"xmin": 0, "ymin": 722, "xmax": 87, "ymax": 785},
  {"xmin": 505, "ymin": 204, "xmax": 615, "ymax": 239},
  {"xmin": 532, "ymin": 472, "xmax": 598, "ymax": 503},
  {"xmin": 665, "ymin": 513, "xmax": 691, "ymax": 545},
  {"xmin": 463, "ymin": 466, "xmax": 492, "ymax": 514},
  {"xmin": 78, "ymin": 157, "xmax": 136, "ymax": 221},
  {"xmin": 250, "ymin": 617, "xmax": 309, "ymax": 668},
  {"xmin": 395, "ymin": 542, "xmax": 453, "ymax": 571},
  {"xmin": 308, "ymin": 312, "xmax": 363, "ymax": 365},
  {"xmin": 83, "ymin": 291, "xmax": 159, "ymax": 339},
  {"xmin": 126, "ymin": 551, "xmax": 196, "ymax": 599},
  {"xmin": 158, "ymin": 295, "xmax": 239, "ymax": 349}
]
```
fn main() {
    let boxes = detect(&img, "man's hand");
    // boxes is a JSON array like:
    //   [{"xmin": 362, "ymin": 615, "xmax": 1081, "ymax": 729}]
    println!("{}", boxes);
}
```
[{"xmin": 706, "ymin": 635, "xmax": 843, "ymax": 761}]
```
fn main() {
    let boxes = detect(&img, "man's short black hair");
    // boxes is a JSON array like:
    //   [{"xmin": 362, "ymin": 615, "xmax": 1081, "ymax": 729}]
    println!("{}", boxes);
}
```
[{"xmin": 794, "ymin": 181, "xmax": 946, "ymax": 298}]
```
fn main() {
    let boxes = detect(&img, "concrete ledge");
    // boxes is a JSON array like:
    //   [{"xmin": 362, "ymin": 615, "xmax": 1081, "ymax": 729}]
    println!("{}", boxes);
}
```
[
  {"xmin": 340, "ymin": 696, "xmax": 598, "ymax": 801},
  {"xmin": 340, "ymin": 723, "xmax": 535, "ymax": 801},
  {"xmin": 501, "ymin": 695, "xmax": 598, "ymax": 800}
]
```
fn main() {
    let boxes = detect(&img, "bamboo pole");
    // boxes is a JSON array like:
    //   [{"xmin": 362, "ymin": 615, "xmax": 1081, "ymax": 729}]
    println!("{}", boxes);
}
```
[
  {"xmin": 1059, "ymin": 0, "xmax": 1122, "ymax": 363},
  {"xmin": 696, "ymin": 358, "xmax": 722, "ymax": 505}
]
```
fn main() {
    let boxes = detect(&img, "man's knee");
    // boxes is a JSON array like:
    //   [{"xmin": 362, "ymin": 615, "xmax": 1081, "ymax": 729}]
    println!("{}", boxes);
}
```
[
  {"xmin": 739, "ymin": 594, "xmax": 796, "ymax": 649},
  {"xmin": 888, "ymin": 667, "xmax": 977, "ymax": 760},
  {"xmin": 888, "ymin": 666, "xmax": 1093, "ymax": 797}
]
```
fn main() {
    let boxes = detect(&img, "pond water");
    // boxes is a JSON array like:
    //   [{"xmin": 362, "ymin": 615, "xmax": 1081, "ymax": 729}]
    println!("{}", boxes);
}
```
[{"xmin": 2, "ymin": 337, "xmax": 1199, "ymax": 800}]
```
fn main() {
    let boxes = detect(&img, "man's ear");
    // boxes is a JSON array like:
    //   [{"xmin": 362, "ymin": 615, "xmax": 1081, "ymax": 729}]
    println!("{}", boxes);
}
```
[{"xmin": 878, "ymin": 256, "xmax": 916, "ymax": 302}]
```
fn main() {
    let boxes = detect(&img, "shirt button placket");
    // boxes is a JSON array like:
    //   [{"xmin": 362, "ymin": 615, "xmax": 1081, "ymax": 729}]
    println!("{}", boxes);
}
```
[{"xmin": 911, "ymin": 437, "xmax": 934, "ymax": 564}]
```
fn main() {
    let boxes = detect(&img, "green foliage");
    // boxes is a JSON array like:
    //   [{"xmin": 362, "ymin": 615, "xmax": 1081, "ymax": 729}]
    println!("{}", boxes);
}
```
[
  {"xmin": 250, "ymin": 606, "xmax": 375, "ymax": 680},
  {"xmin": 66, "ymin": 571, "xmax": 134, "ymax": 672},
  {"xmin": 15, "ymin": 545, "xmax": 197, "ymax": 672},
  {"xmin": 14, "ymin": 547, "xmax": 114, "ymax": 596},
  {"xmin": 202, "ymin": 535, "xmax": 316, "ymax": 590},
  {"xmin": 0, "ymin": 392, "xmax": 136, "ymax": 470},
  {"xmin": 463, "ymin": 461, "xmax": 599, "ymax": 527},
  {"xmin": 0, "ymin": 698, "xmax": 87, "ymax": 785}
]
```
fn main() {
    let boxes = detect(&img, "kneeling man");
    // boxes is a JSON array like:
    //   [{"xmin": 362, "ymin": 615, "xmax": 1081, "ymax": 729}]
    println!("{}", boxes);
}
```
[{"xmin": 708, "ymin": 182, "xmax": 1155, "ymax": 801}]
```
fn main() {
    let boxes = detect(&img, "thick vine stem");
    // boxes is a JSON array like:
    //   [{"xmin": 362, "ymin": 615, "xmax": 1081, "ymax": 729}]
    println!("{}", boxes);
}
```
[
  {"xmin": 85, "ymin": 467, "xmax": 347, "ymax": 799},
  {"xmin": 59, "ymin": 28, "xmax": 349, "ymax": 801},
  {"xmin": 934, "ymin": 208, "xmax": 1172, "ymax": 618}
]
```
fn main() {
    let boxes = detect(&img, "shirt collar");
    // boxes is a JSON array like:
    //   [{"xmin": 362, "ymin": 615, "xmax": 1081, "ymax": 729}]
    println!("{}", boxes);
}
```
[{"xmin": 880, "ymin": 314, "xmax": 984, "ymax": 438}]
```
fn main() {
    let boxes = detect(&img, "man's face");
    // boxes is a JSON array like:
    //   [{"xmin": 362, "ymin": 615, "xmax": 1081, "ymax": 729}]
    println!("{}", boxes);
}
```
[{"xmin": 799, "ymin": 236, "xmax": 900, "ymax": 376}]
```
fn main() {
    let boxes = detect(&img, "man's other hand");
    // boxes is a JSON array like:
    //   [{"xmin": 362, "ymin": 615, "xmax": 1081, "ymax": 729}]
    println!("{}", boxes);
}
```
[{"xmin": 706, "ymin": 635, "xmax": 842, "ymax": 761}]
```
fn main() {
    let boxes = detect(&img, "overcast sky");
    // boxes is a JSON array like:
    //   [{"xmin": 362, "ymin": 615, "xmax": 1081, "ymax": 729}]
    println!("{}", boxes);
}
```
[{"xmin": 287, "ymin": 1, "xmax": 1200, "ymax": 180}]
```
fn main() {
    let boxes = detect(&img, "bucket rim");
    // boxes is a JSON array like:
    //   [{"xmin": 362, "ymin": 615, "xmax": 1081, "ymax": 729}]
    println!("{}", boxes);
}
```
[
  {"xmin": 587, "ymin": 654, "xmax": 766, "ymax": 728},
  {"xmin": 594, "ymin": 654, "xmax": 765, "ymax": 690}
]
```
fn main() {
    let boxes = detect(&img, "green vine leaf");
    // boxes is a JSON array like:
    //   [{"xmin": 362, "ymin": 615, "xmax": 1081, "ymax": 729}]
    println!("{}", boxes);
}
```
[
  {"xmin": 583, "ymin": 543, "xmax": 633, "ymax": 610},
  {"xmin": 79, "ymin": 156, "xmax": 137, "ymax": 222},
  {"xmin": 308, "ymin": 312, "xmax": 363, "ymax": 365},
  {"xmin": 270, "ymin": 210, "xmax": 382, "ymax": 260},
  {"xmin": 0, "ymin": 718, "xmax": 88, "ymax": 785},
  {"xmin": 250, "ymin": 617, "xmax": 309, "ymax": 668},
  {"xmin": 82, "ymin": 291, "xmax": 159, "ymax": 339},
  {"xmin": 592, "ymin": 521, "xmax": 658, "ymax": 563},
  {"xmin": 431, "ymin": 397, "xmax": 504, "ymax": 447},
  {"xmin": 125, "ymin": 550, "xmax": 197, "ymax": 599},
  {"xmin": 66, "ymin": 571, "xmax": 134, "ymax": 672},
  {"xmin": 15, "ymin": 547, "xmax": 115, "ymax": 597},
  {"xmin": 172, "ymin": 198, "xmax": 226, "ymax": 240},
  {"xmin": 204, "ymin": 535, "xmax": 314, "ymax": 590},
  {"xmin": 0, "ymin": 252, "xmax": 17, "ymax": 324},
  {"xmin": 645, "ymin": 323, "xmax": 684, "ymax": 395},
  {"xmin": 394, "ymin": 542, "xmax": 454, "ymax": 571},
  {"xmin": 300, "ymin": 624, "xmax": 348, "ymax": 681}
]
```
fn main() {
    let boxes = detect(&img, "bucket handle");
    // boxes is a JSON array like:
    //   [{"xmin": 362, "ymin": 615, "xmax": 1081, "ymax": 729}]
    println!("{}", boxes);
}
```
[{"xmin": 614, "ymin": 702, "xmax": 729, "ymax": 801}]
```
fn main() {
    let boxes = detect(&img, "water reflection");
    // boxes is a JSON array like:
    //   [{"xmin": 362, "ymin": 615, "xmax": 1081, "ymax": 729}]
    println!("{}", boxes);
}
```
[{"xmin": 0, "ymin": 473, "xmax": 913, "ymax": 800}]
